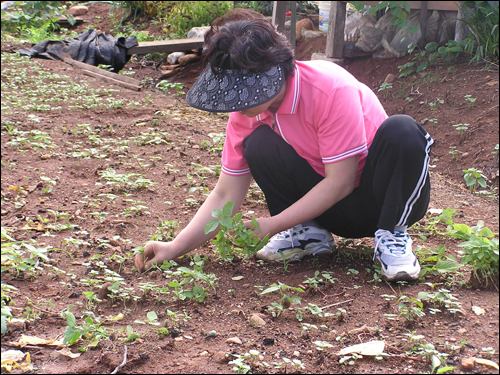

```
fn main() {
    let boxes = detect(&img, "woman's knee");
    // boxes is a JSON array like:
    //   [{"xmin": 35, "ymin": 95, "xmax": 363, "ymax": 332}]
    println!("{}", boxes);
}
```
[{"xmin": 377, "ymin": 115, "xmax": 428, "ymax": 149}]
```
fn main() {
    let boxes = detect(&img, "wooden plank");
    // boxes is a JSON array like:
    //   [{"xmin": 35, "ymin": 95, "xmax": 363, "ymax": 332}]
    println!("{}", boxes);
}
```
[
  {"xmin": 326, "ymin": 1, "xmax": 346, "ymax": 59},
  {"xmin": 80, "ymin": 70, "xmax": 142, "ymax": 91},
  {"xmin": 272, "ymin": 1, "xmax": 287, "ymax": 32},
  {"xmin": 63, "ymin": 58, "xmax": 141, "ymax": 86},
  {"xmin": 127, "ymin": 38, "xmax": 204, "ymax": 55},
  {"xmin": 360, "ymin": 1, "xmax": 458, "ymax": 11}
]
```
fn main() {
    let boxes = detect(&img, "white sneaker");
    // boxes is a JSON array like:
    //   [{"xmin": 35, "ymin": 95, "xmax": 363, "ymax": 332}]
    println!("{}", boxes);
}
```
[
  {"xmin": 374, "ymin": 229, "xmax": 421, "ymax": 282},
  {"xmin": 256, "ymin": 221, "xmax": 334, "ymax": 262}
]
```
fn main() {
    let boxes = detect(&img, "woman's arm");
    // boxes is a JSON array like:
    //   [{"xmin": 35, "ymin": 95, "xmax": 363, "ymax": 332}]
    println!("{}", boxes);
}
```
[{"xmin": 135, "ymin": 173, "xmax": 252, "ymax": 271}]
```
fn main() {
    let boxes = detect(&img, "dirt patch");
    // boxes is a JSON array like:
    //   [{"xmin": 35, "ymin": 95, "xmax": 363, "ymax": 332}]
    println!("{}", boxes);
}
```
[{"xmin": 1, "ymin": 3, "xmax": 499, "ymax": 374}]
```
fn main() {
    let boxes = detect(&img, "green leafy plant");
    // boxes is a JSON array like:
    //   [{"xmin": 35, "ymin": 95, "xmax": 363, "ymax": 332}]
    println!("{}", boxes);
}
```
[
  {"xmin": 166, "ymin": 254, "xmax": 218, "ymax": 303},
  {"xmin": 462, "ymin": 168, "xmax": 487, "ymax": 193},
  {"xmin": 418, "ymin": 245, "xmax": 461, "ymax": 278},
  {"xmin": 377, "ymin": 82, "xmax": 393, "ymax": 99},
  {"xmin": 295, "ymin": 303, "xmax": 335, "ymax": 322},
  {"xmin": 448, "ymin": 221, "xmax": 499, "ymax": 286},
  {"xmin": 156, "ymin": 80, "xmax": 186, "ymax": 96},
  {"xmin": 452, "ymin": 123, "xmax": 469, "ymax": 138},
  {"xmin": 417, "ymin": 288, "xmax": 462, "ymax": 314},
  {"xmin": 457, "ymin": 1, "xmax": 499, "ymax": 64},
  {"xmin": 204, "ymin": 201, "xmax": 269, "ymax": 261},
  {"xmin": 229, "ymin": 349, "xmax": 262, "ymax": 374},
  {"xmin": 429, "ymin": 99, "xmax": 444, "ymax": 111},
  {"xmin": 1, "ymin": 1, "xmax": 75, "ymax": 37},
  {"xmin": 448, "ymin": 146, "xmax": 462, "ymax": 161},
  {"xmin": 98, "ymin": 168, "xmax": 156, "ymax": 191},
  {"xmin": 260, "ymin": 282, "xmax": 304, "ymax": 317},
  {"xmin": 62, "ymin": 307, "xmax": 109, "ymax": 349},
  {"xmin": 464, "ymin": 94, "xmax": 476, "ymax": 109}
]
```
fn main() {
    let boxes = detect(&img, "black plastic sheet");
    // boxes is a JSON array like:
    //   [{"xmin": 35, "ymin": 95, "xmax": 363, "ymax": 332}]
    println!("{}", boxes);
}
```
[{"xmin": 18, "ymin": 29, "xmax": 138, "ymax": 72}]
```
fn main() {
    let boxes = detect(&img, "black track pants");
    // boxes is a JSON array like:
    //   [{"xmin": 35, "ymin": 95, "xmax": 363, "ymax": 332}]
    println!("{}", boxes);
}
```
[{"xmin": 242, "ymin": 115, "xmax": 434, "ymax": 238}]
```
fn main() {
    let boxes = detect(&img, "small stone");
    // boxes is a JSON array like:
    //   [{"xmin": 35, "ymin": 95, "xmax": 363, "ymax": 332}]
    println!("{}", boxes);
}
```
[
  {"xmin": 461, "ymin": 357, "xmax": 475, "ymax": 370},
  {"xmin": 384, "ymin": 73, "xmax": 396, "ymax": 83},
  {"xmin": 249, "ymin": 314, "xmax": 266, "ymax": 328},
  {"xmin": 226, "ymin": 337, "xmax": 242, "ymax": 345},
  {"xmin": 216, "ymin": 351, "xmax": 231, "ymax": 363},
  {"xmin": 458, "ymin": 328, "xmax": 467, "ymax": 334},
  {"xmin": 293, "ymin": 351, "xmax": 300, "ymax": 357},
  {"xmin": 174, "ymin": 337, "xmax": 183, "ymax": 341},
  {"xmin": 40, "ymin": 154, "xmax": 51, "ymax": 160},
  {"xmin": 462, "ymin": 152, "xmax": 469, "ymax": 158},
  {"xmin": 199, "ymin": 351, "xmax": 209, "ymax": 356},
  {"xmin": 448, "ymin": 337, "xmax": 457, "ymax": 342},
  {"xmin": 207, "ymin": 330, "xmax": 217, "ymax": 337}
]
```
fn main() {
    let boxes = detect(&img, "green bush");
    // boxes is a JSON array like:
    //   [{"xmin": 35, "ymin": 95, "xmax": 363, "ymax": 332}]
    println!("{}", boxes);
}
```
[
  {"xmin": 448, "ymin": 221, "xmax": 499, "ymax": 285},
  {"xmin": 458, "ymin": 1, "xmax": 499, "ymax": 64},
  {"xmin": 1, "ymin": 1, "xmax": 74, "ymax": 37},
  {"xmin": 115, "ymin": 1, "xmax": 233, "ymax": 38},
  {"xmin": 162, "ymin": 1, "xmax": 233, "ymax": 37}
]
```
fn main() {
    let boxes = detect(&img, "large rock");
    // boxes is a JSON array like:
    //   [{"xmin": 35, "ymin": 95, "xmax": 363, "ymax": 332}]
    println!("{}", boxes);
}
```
[
  {"xmin": 296, "ymin": 18, "xmax": 315, "ymax": 43},
  {"xmin": 68, "ymin": 5, "xmax": 88, "ymax": 16}
]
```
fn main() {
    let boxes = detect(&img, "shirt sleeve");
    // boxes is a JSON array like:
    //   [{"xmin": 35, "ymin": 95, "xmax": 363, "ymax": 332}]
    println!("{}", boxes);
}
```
[
  {"xmin": 317, "ymin": 84, "xmax": 368, "ymax": 165},
  {"xmin": 221, "ymin": 114, "xmax": 256, "ymax": 176}
]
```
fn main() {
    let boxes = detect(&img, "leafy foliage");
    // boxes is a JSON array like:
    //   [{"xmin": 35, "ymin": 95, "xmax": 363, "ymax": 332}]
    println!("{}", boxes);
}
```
[
  {"xmin": 205, "ymin": 201, "xmax": 269, "ymax": 261},
  {"xmin": 449, "ymin": 221, "xmax": 499, "ymax": 283},
  {"xmin": 1, "ymin": 1, "xmax": 75, "ymax": 36}
]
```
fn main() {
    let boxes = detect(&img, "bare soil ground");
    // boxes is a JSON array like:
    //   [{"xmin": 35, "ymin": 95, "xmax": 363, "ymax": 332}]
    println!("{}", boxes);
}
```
[{"xmin": 1, "ymin": 3, "xmax": 499, "ymax": 374}]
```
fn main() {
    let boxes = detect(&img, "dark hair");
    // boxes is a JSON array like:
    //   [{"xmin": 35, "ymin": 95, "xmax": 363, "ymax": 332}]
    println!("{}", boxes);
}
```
[{"xmin": 203, "ymin": 10, "xmax": 295, "ymax": 78}]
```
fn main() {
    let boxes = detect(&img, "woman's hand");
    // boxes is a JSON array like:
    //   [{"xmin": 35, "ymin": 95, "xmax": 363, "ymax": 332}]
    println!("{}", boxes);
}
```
[
  {"xmin": 244, "ymin": 217, "xmax": 277, "ymax": 240},
  {"xmin": 134, "ymin": 241, "xmax": 180, "ymax": 272}
]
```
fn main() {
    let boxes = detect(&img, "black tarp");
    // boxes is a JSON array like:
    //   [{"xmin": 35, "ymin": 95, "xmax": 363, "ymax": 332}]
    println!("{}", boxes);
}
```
[{"xmin": 18, "ymin": 29, "xmax": 138, "ymax": 72}]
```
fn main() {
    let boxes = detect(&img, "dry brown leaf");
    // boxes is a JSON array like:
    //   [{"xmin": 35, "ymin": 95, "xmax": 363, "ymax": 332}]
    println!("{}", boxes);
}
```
[
  {"xmin": 472, "ymin": 306, "xmax": 485, "ymax": 315},
  {"xmin": 56, "ymin": 348, "xmax": 81, "ymax": 359},
  {"xmin": 1, "ymin": 350, "xmax": 32, "ymax": 372},
  {"xmin": 475, "ymin": 358, "xmax": 499, "ymax": 370},
  {"xmin": 338, "ymin": 340, "xmax": 386, "ymax": 356},
  {"xmin": 18, "ymin": 334, "xmax": 55, "ymax": 347}
]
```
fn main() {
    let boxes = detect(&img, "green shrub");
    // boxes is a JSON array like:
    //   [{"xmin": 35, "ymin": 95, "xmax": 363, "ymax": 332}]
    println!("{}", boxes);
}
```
[
  {"xmin": 448, "ymin": 221, "xmax": 499, "ymax": 285},
  {"xmin": 115, "ymin": 1, "xmax": 233, "ymax": 38},
  {"xmin": 1, "ymin": 1, "xmax": 75, "ymax": 37}
]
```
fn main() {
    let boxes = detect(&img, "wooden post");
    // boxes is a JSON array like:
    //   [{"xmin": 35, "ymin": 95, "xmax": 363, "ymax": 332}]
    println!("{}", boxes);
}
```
[
  {"xmin": 272, "ymin": 1, "xmax": 287, "ymax": 32},
  {"xmin": 418, "ymin": 1, "xmax": 428, "ymax": 48},
  {"xmin": 290, "ymin": 1, "xmax": 296, "ymax": 49},
  {"xmin": 454, "ymin": 1, "xmax": 467, "ymax": 42},
  {"xmin": 326, "ymin": 1, "xmax": 346, "ymax": 59}
]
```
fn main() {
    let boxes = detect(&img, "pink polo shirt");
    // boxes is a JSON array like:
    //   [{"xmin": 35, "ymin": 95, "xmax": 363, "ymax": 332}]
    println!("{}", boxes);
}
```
[{"xmin": 221, "ymin": 60, "xmax": 388, "ymax": 187}]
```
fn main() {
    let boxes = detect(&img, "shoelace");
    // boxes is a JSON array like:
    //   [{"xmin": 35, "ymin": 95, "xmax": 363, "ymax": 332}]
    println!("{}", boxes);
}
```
[
  {"xmin": 275, "ymin": 226, "xmax": 297, "ymax": 249},
  {"xmin": 374, "ymin": 229, "xmax": 408, "ymax": 260}
]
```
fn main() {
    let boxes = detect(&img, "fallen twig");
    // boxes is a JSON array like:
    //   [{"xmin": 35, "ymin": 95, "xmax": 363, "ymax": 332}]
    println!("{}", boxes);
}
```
[
  {"xmin": 111, "ymin": 345, "xmax": 128, "ymax": 374},
  {"xmin": 320, "ymin": 299, "xmax": 354, "ymax": 310},
  {"xmin": 27, "ymin": 301, "xmax": 62, "ymax": 317}
]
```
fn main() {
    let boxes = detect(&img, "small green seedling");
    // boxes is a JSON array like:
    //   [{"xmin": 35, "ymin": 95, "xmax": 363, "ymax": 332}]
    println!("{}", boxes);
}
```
[
  {"xmin": 260, "ymin": 282, "xmax": 304, "ymax": 317},
  {"xmin": 452, "ymin": 123, "xmax": 469, "ymax": 138},
  {"xmin": 464, "ymin": 94, "xmax": 476, "ymax": 109},
  {"xmin": 462, "ymin": 168, "xmax": 487, "ymax": 193}
]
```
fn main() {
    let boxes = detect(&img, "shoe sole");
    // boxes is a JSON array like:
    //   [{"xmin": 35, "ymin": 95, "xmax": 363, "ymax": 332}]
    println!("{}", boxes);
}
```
[
  {"xmin": 380, "ymin": 269, "xmax": 420, "ymax": 282},
  {"xmin": 374, "ymin": 253, "xmax": 420, "ymax": 282},
  {"xmin": 256, "ymin": 241, "xmax": 335, "ymax": 262}
]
